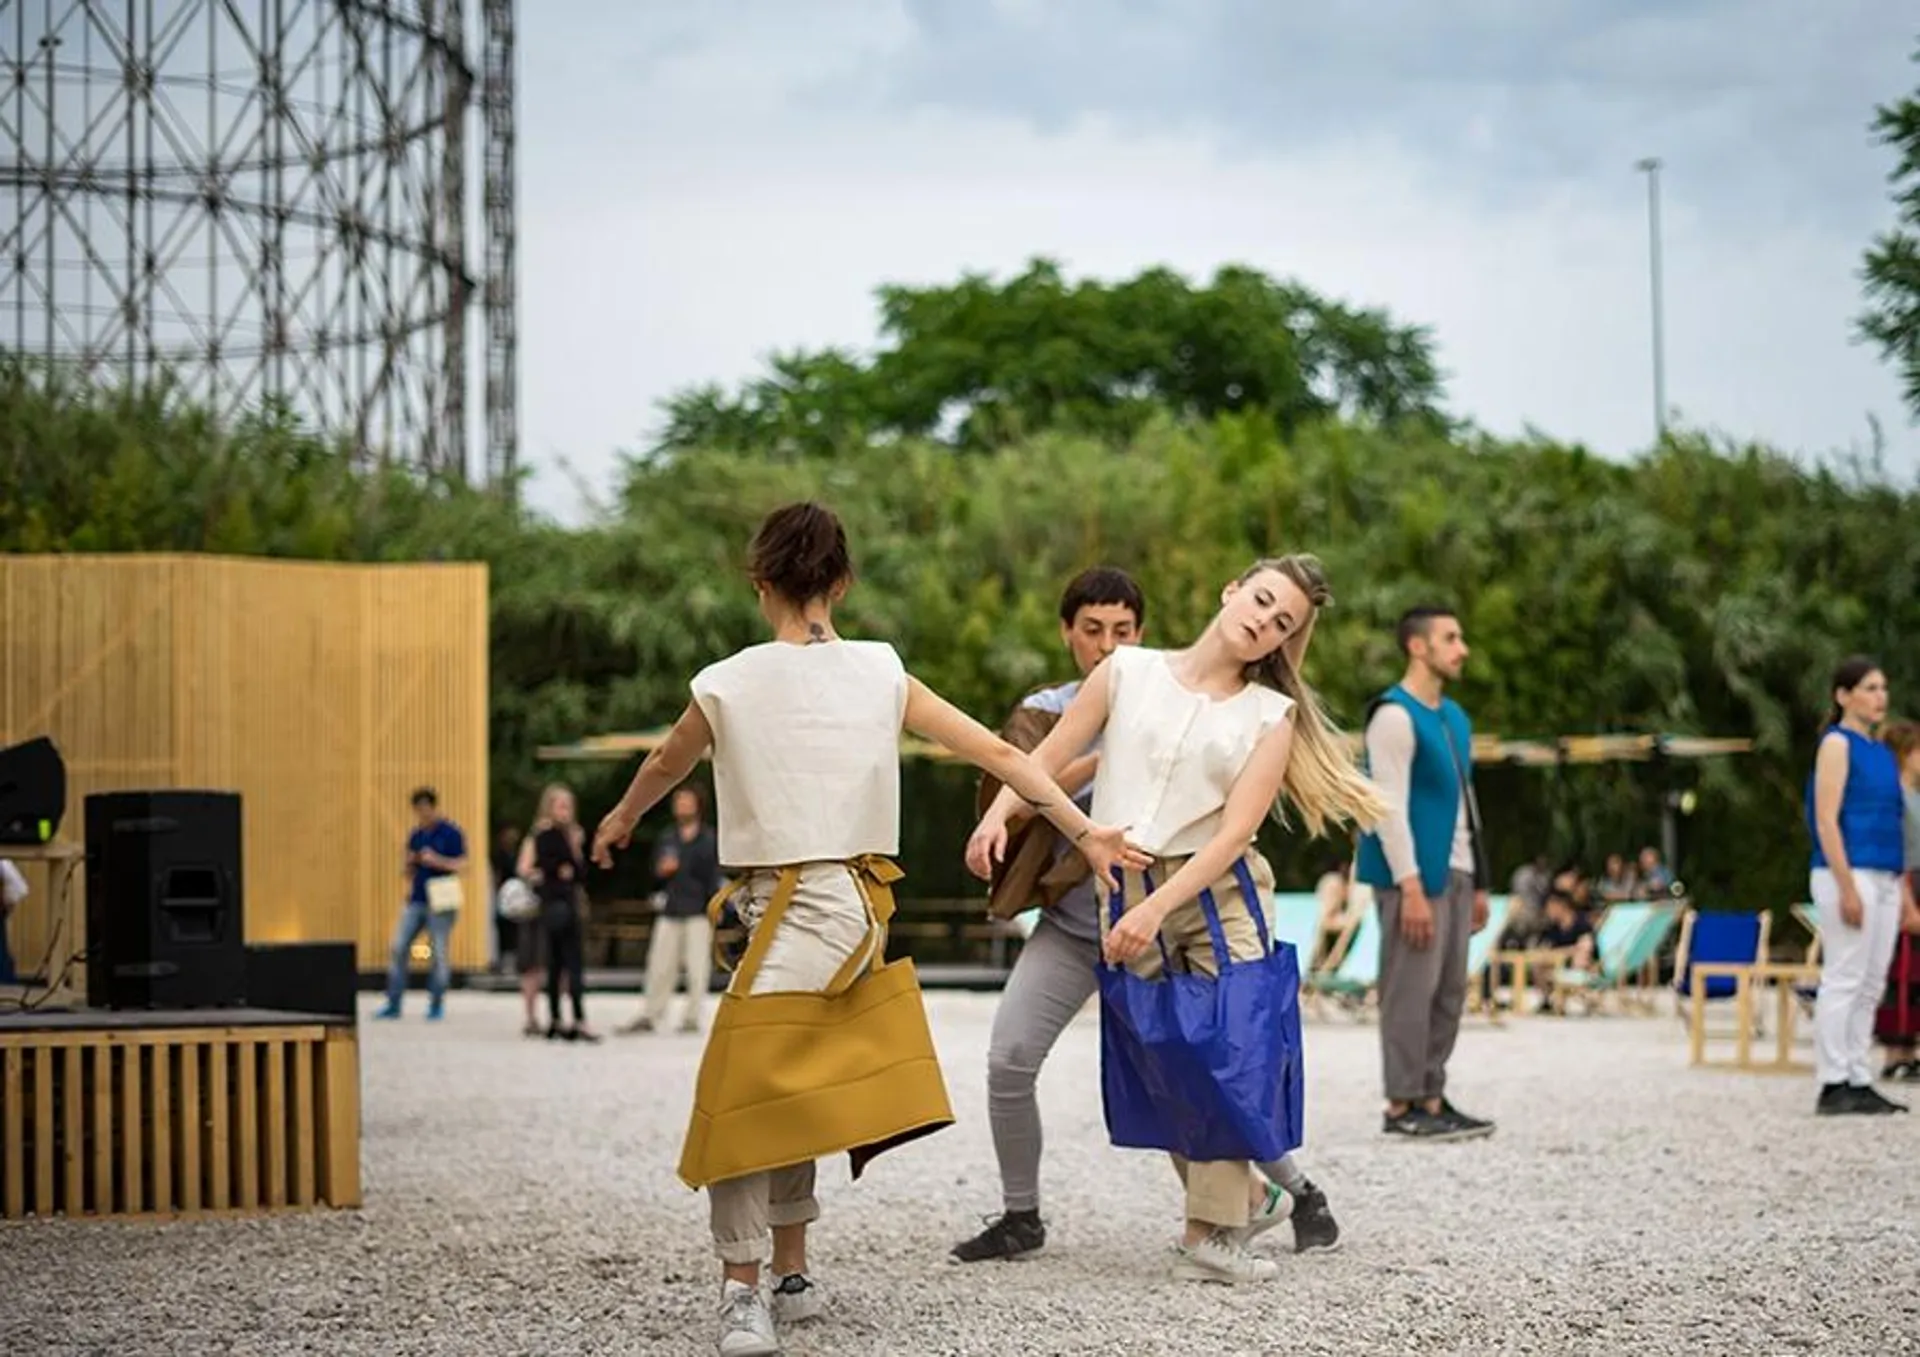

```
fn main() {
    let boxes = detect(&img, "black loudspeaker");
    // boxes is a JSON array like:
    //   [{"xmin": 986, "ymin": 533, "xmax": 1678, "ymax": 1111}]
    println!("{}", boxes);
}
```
[
  {"xmin": 243, "ymin": 942, "xmax": 357, "ymax": 1021},
  {"xmin": 0, "ymin": 736, "xmax": 66, "ymax": 844},
  {"xmin": 84, "ymin": 790, "xmax": 245, "ymax": 1010}
]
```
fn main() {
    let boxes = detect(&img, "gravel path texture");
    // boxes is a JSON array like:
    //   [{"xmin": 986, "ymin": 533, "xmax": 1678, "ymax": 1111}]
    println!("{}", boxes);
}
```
[{"xmin": 3, "ymin": 989, "xmax": 1917, "ymax": 1356}]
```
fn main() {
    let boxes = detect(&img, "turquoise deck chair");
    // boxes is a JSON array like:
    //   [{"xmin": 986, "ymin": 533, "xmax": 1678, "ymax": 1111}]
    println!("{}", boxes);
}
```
[
  {"xmin": 1465, "ymin": 894, "xmax": 1512, "ymax": 1018},
  {"xmin": 1467, "ymin": 894, "xmax": 1512, "ymax": 975},
  {"xmin": 1316, "ymin": 904, "xmax": 1382, "ymax": 1010},
  {"xmin": 1550, "ymin": 902, "xmax": 1653, "ymax": 1012},
  {"xmin": 1264, "ymin": 891, "xmax": 1327, "ymax": 973}
]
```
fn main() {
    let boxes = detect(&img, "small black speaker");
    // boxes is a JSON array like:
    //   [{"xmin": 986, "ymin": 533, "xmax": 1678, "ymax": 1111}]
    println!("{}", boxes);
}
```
[
  {"xmin": 243, "ymin": 942, "xmax": 357, "ymax": 1021},
  {"xmin": 0, "ymin": 735, "xmax": 66, "ymax": 844},
  {"xmin": 84, "ymin": 790, "xmax": 245, "ymax": 1010}
]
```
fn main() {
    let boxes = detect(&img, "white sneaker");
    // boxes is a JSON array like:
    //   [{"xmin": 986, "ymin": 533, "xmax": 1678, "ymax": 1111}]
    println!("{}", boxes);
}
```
[
  {"xmin": 1227, "ymin": 1182, "xmax": 1295, "ymax": 1248},
  {"xmin": 770, "ymin": 1273, "xmax": 824, "ymax": 1324},
  {"xmin": 716, "ymin": 1280, "xmax": 779, "ymax": 1356},
  {"xmin": 1170, "ymin": 1231, "xmax": 1281, "ymax": 1284}
]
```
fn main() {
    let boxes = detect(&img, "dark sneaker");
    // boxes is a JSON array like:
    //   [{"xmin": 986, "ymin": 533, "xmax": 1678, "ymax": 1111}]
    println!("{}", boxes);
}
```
[
  {"xmin": 1383, "ymin": 1107, "xmax": 1471, "ymax": 1141},
  {"xmin": 1436, "ymin": 1098, "xmax": 1496, "ymax": 1139},
  {"xmin": 1854, "ymin": 1084, "xmax": 1909, "ymax": 1114},
  {"xmin": 950, "ymin": 1210, "xmax": 1046, "ymax": 1263},
  {"xmin": 1883, "ymin": 1059, "xmax": 1920, "ymax": 1083},
  {"xmin": 1816, "ymin": 1082, "xmax": 1868, "ymax": 1115},
  {"xmin": 1289, "ymin": 1179, "xmax": 1342, "ymax": 1254},
  {"xmin": 770, "ymin": 1272, "xmax": 824, "ymax": 1325}
]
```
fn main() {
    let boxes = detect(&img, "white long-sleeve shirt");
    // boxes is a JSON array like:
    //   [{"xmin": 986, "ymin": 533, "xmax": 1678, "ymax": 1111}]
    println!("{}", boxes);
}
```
[
  {"xmin": 0, "ymin": 858, "xmax": 27, "ymax": 911},
  {"xmin": 1364, "ymin": 703, "xmax": 1474, "ymax": 886}
]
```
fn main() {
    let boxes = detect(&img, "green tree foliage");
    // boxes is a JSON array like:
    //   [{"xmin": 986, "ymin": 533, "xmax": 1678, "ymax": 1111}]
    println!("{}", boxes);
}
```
[
  {"xmin": 655, "ymin": 260, "xmax": 1446, "ymax": 457},
  {"xmin": 5, "ymin": 349, "xmax": 1913, "ymax": 912},
  {"xmin": 1860, "ymin": 41, "xmax": 1920, "ymax": 419}
]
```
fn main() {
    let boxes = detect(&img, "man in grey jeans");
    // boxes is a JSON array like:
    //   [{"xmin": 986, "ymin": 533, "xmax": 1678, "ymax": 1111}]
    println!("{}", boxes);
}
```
[
  {"xmin": 950, "ymin": 568, "xmax": 1341, "ymax": 1262},
  {"xmin": 1354, "ymin": 606, "xmax": 1496, "ymax": 1141}
]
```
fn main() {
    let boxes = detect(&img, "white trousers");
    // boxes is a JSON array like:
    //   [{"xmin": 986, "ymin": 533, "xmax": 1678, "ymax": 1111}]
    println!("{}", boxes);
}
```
[
  {"xmin": 642, "ymin": 915, "xmax": 713, "ymax": 1027},
  {"xmin": 1812, "ymin": 867, "xmax": 1903, "ymax": 1086}
]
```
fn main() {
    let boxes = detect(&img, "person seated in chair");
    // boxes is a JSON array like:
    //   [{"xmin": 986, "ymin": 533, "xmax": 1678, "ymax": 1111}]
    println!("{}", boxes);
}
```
[{"xmin": 1532, "ymin": 889, "xmax": 1596, "ymax": 1011}]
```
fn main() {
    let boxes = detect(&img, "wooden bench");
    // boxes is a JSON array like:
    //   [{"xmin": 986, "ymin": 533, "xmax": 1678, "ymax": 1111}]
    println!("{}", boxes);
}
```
[{"xmin": 0, "ymin": 1008, "xmax": 360, "ymax": 1219}]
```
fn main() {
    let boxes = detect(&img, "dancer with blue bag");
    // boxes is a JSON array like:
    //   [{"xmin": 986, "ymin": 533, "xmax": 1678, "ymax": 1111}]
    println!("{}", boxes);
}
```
[{"xmin": 971, "ymin": 555, "xmax": 1384, "ymax": 1283}]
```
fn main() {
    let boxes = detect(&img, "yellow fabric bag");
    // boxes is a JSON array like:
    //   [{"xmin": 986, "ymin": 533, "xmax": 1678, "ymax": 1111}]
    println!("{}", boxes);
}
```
[{"xmin": 676, "ymin": 856, "xmax": 955, "ymax": 1190}]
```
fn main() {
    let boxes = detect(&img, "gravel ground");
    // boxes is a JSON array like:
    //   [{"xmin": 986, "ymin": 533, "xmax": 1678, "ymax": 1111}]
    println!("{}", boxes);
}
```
[{"xmin": 3, "ymin": 989, "xmax": 1918, "ymax": 1356}]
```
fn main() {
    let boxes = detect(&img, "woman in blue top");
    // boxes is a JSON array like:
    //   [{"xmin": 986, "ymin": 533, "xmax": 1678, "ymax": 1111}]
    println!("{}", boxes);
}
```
[{"xmin": 1807, "ymin": 656, "xmax": 1919, "ymax": 1116}]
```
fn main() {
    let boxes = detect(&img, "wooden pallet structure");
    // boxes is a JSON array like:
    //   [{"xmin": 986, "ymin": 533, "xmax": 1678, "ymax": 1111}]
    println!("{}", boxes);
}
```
[{"xmin": 0, "ymin": 1008, "xmax": 360, "ymax": 1220}]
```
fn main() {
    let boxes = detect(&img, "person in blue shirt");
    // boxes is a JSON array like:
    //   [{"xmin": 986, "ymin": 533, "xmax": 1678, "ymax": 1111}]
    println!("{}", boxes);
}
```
[
  {"xmin": 376, "ymin": 787, "xmax": 468, "ymax": 1021},
  {"xmin": 1806, "ymin": 657, "xmax": 1919, "ymax": 1115}
]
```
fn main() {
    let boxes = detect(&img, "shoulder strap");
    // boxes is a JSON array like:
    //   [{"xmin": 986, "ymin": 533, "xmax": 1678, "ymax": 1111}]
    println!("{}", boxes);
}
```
[{"xmin": 1437, "ymin": 714, "xmax": 1490, "ymax": 890}]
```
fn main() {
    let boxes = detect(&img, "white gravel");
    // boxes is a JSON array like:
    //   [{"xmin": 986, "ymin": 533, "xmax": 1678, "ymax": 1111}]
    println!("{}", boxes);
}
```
[{"xmin": 3, "ymin": 990, "xmax": 1918, "ymax": 1356}]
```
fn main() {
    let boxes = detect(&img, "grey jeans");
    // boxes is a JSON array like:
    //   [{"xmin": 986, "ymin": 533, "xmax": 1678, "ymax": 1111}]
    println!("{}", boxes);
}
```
[
  {"xmin": 1376, "ymin": 870, "xmax": 1475, "ymax": 1104},
  {"xmin": 987, "ymin": 907, "xmax": 1306, "ymax": 1215},
  {"xmin": 987, "ymin": 916, "xmax": 1101, "ymax": 1213}
]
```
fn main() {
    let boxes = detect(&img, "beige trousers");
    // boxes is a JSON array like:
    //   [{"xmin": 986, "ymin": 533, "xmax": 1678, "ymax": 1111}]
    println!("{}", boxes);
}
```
[
  {"xmin": 706, "ymin": 863, "xmax": 878, "ymax": 1263},
  {"xmin": 1106, "ymin": 852, "xmax": 1272, "ymax": 1230},
  {"xmin": 641, "ymin": 914, "xmax": 713, "ymax": 1028}
]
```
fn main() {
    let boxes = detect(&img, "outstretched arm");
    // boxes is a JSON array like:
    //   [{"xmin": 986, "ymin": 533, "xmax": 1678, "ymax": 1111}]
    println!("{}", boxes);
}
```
[
  {"xmin": 978, "ymin": 660, "xmax": 1115, "ymax": 829},
  {"xmin": 1102, "ymin": 713, "xmax": 1297, "ymax": 964},
  {"xmin": 591, "ymin": 703, "xmax": 714, "ymax": 868},
  {"xmin": 906, "ymin": 676, "xmax": 1145, "ymax": 884}
]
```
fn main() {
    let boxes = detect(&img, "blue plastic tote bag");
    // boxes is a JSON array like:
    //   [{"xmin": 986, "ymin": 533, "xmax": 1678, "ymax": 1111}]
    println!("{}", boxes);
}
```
[{"xmin": 1097, "ymin": 857, "xmax": 1305, "ymax": 1163}]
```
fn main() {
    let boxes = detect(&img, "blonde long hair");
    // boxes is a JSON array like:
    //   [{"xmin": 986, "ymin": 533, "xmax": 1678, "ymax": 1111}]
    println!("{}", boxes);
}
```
[
  {"xmin": 1237, "ymin": 555, "xmax": 1389, "ymax": 837},
  {"xmin": 532, "ymin": 783, "xmax": 583, "ymax": 846}
]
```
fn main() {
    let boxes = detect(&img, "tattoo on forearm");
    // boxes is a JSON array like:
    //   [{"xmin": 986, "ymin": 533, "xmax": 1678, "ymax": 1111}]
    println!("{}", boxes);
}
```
[{"xmin": 1021, "ymin": 795, "xmax": 1056, "ymax": 812}]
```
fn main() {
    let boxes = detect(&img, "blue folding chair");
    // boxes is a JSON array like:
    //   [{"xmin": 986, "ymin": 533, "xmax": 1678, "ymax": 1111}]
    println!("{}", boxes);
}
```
[{"xmin": 1673, "ymin": 907, "xmax": 1770, "ymax": 1057}]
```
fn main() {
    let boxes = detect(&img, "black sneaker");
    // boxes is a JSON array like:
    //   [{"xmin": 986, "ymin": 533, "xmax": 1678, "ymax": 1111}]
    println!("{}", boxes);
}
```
[
  {"xmin": 1289, "ymin": 1179, "xmax": 1342, "ymax": 1254},
  {"xmin": 1816, "ymin": 1082, "xmax": 1868, "ymax": 1115},
  {"xmin": 1883, "ymin": 1058, "xmax": 1920, "ymax": 1083},
  {"xmin": 1436, "ymin": 1098, "xmax": 1496, "ymax": 1139},
  {"xmin": 950, "ymin": 1210, "xmax": 1046, "ymax": 1263},
  {"xmin": 1383, "ymin": 1107, "xmax": 1470, "ymax": 1141},
  {"xmin": 1855, "ymin": 1084, "xmax": 1910, "ymax": 1114}
]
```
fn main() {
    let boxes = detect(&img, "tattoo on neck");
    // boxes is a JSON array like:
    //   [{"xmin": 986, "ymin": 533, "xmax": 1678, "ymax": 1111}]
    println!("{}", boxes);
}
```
[{"xmin": 807, "ymin": 622, "xmax": 828, "ymax": 644}]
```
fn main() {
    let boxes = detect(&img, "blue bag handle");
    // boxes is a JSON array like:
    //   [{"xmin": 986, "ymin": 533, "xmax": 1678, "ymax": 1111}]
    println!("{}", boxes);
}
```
[
  {"xmin": 1105, "ymin": 866, "xmax": 1175, "ymax": 973},
  {"xmin": 1109, "ymin": 856, "xmax": 1273, "ymax": 973}
]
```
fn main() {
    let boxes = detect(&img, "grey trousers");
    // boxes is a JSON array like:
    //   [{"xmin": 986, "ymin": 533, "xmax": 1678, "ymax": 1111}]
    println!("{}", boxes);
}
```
[
  {"xmin": 1376, "ymin": 870, "xmax": 1475, "ymax": 1104},
  {"xmin": 987, "ymin": 910, "xmax": 1306, "ymax": 1215},
  {"xmin": 987, "ymin": 917, "xmax": 1100, "ymax": 1213}
]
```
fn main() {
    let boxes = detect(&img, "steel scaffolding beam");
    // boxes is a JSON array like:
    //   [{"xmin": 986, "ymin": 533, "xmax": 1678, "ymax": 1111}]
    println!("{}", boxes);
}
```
[
  {"xmin": 481, "ymin": 0, "xmax": 516, "ymax": 491},
  {"xmin": 0, "ymin": 0, "xmax": 485, "ymax": 479}
]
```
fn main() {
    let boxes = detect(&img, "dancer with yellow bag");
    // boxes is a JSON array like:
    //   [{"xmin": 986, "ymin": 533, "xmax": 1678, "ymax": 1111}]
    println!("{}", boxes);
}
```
[{"xmin": 590, "ymin": 501, "xmax": 1146, "ymax": 1357}]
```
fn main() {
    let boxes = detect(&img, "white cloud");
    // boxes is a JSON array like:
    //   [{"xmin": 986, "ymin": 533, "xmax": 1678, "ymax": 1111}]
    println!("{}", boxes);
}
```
[{"xmin": 512, "ymin": 1, "xmax": 1913, "ymax": 522}]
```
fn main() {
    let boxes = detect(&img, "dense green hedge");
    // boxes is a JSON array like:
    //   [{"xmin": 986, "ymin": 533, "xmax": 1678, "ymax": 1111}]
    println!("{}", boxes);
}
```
[{"xmin": 6, "ymin": 358, "xmax": 1913, "ymax": 908}]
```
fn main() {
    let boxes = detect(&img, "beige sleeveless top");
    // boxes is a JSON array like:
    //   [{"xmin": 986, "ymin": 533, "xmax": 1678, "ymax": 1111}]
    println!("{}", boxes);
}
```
[
  {"xmin": 690, "ymin": 640, "xmax": 908, "ymax": 868},
  {"xmin": 1091, "ymin": 646, "xmax": 1295, "ymax": 858}
]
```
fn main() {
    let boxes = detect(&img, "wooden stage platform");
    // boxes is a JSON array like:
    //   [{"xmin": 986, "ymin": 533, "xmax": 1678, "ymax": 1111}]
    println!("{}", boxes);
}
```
[{"xmin": 0, "ymin": 1006, "xmax": 360, "ymax": 1221}]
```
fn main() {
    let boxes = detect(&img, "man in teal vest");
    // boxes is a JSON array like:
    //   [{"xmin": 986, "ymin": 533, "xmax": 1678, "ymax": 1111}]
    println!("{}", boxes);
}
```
[{"xmin": 1356, "ymin": 606, "xmax": 1495, "ymax": 1141}]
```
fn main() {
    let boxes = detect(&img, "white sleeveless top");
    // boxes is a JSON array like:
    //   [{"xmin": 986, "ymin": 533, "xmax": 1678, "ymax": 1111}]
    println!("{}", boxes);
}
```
[
  {"xmin": 690, "ymin": 640, "xmax": 908, "ymax": 868},
  {"xmin": 1091, "ymin": 646, "xmax": 1296, "ymax": 858}
]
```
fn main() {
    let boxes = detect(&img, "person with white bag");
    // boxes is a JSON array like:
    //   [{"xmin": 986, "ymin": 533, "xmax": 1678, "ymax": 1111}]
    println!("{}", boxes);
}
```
[{"xmin": 375, "ymin": 787, "xmax": 468, "ymax": 1021}]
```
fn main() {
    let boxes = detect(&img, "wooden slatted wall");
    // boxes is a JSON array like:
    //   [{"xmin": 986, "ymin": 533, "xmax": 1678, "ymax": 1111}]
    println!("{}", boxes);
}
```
[{"xmin": 0, "ymin": 555, "xmax": 489, "ymax": 971}]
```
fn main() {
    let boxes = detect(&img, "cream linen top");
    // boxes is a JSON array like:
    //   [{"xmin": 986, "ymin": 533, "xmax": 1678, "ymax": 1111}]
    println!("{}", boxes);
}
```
[
  {"xmin": 690, "ymin": 640, "xmax": 908, "ymax": 868},
  {"xmin": 1090, "ymin": 646, "xmax": 1296, "ymax": 858}
]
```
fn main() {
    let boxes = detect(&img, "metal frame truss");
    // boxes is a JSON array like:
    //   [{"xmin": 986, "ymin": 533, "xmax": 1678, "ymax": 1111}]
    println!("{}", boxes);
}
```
[{"xmin": 0, "ymin": 0, "xmax": 516, "ymax": 486}]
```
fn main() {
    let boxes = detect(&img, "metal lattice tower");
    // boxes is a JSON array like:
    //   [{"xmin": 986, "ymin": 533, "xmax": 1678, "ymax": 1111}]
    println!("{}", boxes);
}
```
[
  {"xmin": 481, "ymin": 0, "xmax": 514, "ymax": 488},
  {"xmin": 0, "ymin": 0, "xmax": 517, "ymax": 485}
]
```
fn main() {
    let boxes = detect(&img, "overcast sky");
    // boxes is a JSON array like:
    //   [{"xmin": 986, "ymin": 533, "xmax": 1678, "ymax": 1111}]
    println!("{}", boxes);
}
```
[{"xmin": 511, "ymin": 0, "xmax": 1916, "ymax": 521}]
